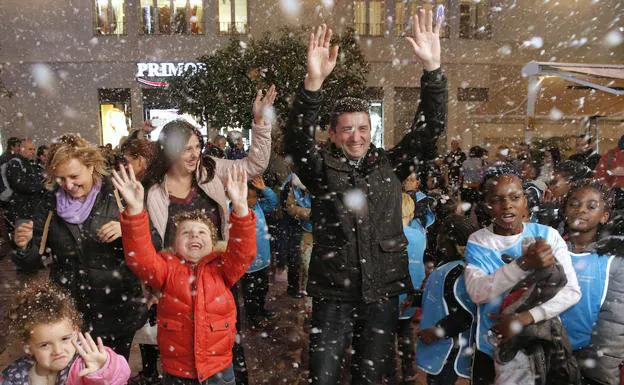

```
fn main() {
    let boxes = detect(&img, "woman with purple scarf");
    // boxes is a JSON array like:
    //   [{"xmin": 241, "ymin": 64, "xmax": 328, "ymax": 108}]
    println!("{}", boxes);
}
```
[{"xmin": 12, "ymin": 134, "xmax": 158, "ymax": 360}]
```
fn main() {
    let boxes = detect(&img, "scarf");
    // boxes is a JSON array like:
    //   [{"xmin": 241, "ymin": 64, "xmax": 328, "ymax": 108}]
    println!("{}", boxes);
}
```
[{"xmin": 55, "ymin": 181, "xmax": 102, "ymax": 224}]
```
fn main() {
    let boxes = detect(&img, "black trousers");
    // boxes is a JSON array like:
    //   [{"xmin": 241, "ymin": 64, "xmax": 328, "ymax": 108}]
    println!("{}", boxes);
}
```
[
  {"xmin": 240, "ymin": 268, "xmax": 269, "ymax": 318},
  {"xmin": 471, "ymin": 349, "xmax": 495, "ymax": 385},
  {"xmin": 309, "ymin": 296, "xmax": 399, "ymax": 385},
  {"xmin": 98, "ymin": 331, "xmax": 135, "ymax": 361},
  {"xmin": 230, "ymin": 283, "xmax": 248, "ymax": 385},
  {"xmin": 286, "ymin": 226, "xmax": 303, "ymax": 293},
  {"xmin": 426, "ymin": 348, "xmax": 459, "ymax": 385}
]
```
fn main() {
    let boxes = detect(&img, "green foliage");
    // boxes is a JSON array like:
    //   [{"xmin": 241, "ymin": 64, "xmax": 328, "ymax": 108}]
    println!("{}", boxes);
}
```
[{"xmin": 168, "ymin": 27, "xmax": 368, "ymax": 134}]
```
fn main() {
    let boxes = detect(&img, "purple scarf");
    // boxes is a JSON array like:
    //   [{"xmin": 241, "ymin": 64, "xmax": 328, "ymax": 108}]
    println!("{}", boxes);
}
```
[{"xmin": 55, "ymin": 181, "xmax": 102, "ymax": 225}]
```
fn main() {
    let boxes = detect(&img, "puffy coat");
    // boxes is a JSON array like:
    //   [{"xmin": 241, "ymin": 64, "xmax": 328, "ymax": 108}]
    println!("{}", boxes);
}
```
[
  {"xmin": 584, "ymin": 237, "xmax": 624, "ymax": 385},
  {"xmin": 0, "ymin": 347, "xmax": 130, "ymax": 385},
  {"xmin": 120, "ymin": 209, "xmax": 256, "ymax": 381},
  {"xmin": 284, "ymin": 68, "xmax": 447, "ymax": 303},
  {"xmin": 12, "ymin": 180, "xmax": 153, "ymax": 336}
]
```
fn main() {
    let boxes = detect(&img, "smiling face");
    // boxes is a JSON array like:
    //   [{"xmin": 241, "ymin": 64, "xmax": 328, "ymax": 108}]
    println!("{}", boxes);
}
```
[
  {"xmin": 485, "ymin": 175, "xmax": 527, "ymax": 236},
  {"xmin": 174, "ymin": 220, "xmax": 214, "ymax": 263},
  {"xmin": 565, "ymin": 187, "xmax": 609, "ymax": 234},
  {"xmin": 402, "ymin": 173, "xmax": 421, "ymax": 192},
  {"xmin": 54, "ymin": 158, "xmax": 95, "ymax": 200},
  {"xmin": 172, "ymin": 134, "xmax": 201, "ymax": 176},
  {"xmin": 329, "ymin": 112, "xmax": 371, "ymax": 160},
  {"xmin": 25, "ymin": 318, "xmax": 77, "ymax": 375}
]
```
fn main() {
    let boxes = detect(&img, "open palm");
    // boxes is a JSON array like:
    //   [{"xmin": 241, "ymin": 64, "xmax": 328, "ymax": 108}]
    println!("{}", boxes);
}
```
[
  {"xmin": 305, "ymin": 24, "xmax": 339, "ymax": 90},
  {"xmin": 111, "ymin": 164, "xmax": 144, "ymax": 216},
  {"xmin": 226, "ymin": 165, "xmax": 248, "ymax": 215},
  {"xmin": 406, "ymin": 9, "xmax": 441, "ymax": 71}
]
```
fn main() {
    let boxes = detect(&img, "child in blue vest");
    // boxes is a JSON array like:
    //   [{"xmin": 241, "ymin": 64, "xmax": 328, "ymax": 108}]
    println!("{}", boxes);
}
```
[
  {"xmin": 391, "ymin": 193, "xmax": 426, "ymax": 383},
  {"xmin": 241, "ymin": 176, "xmax": 278, "ymax": 327},
  {"xmin": 416, "ymin": 214, "xmax": 479, "ymax": 385},
  {"xmin": 464, "ymin": 165, "xmax": 580, "ymax": 385},
  {"xmin": 559, "ymin": 179, "xmax": 624, "ymax": 385}
]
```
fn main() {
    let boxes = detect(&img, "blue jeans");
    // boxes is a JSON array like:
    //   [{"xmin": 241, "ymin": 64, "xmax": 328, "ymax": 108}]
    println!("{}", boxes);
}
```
[
  {"xmin": 309, "ymin": 296, "xmax": 399, "ymax": 385},
  {"xmin": 163, "ymin": 365, "xmax": 236, "ymax": 385}
]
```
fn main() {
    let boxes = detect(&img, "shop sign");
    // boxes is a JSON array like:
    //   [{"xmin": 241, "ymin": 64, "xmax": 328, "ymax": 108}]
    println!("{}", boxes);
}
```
[{"xmin": 136, "ymin": 62, "xmax": 205, "ymax": 88}]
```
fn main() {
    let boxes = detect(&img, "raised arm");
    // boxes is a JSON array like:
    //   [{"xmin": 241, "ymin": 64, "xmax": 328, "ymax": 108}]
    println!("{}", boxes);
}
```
[
  {"xmin": 214, "ymin": 86, "xmax": 276, "ymax": 181},
  {"xmin": 113, "ymin": 165, "xmax": 168, "ymax": 290},
  {"xmin": 387, "ymin": 9, "xmax": 448, "ymax": 182},
  {"xmin": 284, "ymin": 24, "xmax": 339, "ymax": 193}
]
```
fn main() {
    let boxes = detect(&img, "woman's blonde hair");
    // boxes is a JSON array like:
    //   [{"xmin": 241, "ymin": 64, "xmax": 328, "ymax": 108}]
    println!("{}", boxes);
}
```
[{"xmin": 44, "ymin": 135, "xmax": 109, "ymax": 190}]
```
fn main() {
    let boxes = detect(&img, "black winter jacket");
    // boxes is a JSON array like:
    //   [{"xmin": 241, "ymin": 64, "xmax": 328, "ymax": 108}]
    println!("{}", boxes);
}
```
[
  {"xmin": 4, "ymin": 154, "xmax": 46, "ymax": 223},
  {"xmin": 12, "ymin": 179, "xmax": 160, "ymax": 335},
  {"xmin": 284, "ymin": 69, "xmax": 447, "ymax": 302}
]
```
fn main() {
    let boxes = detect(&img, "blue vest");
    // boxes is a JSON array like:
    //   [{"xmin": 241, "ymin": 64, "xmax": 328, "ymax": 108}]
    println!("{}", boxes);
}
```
[
  {"xmin": 465, "ymin": 223, "xmax": 552, "ymax": 358},
  {"xmin": 399, "ymin": 222, "xmax": 426, "ymax": 319},
  {"xmin": 247, "ymin": 204, "xmax": 271, "ymax": 273},
  {"xmin": 409, "ymin": 191, "xmax": 436, "ymax": 229},
  {"xmin": 560, "ymin": 251, "xmax": 613, "ymax": 350},
  {"xmin": 416, "ymin": 260, "xmax": 477, "ymax": 378},
  {"xmin": 292, "ymin": 186, "xmax": 313, "ymax": 233}
]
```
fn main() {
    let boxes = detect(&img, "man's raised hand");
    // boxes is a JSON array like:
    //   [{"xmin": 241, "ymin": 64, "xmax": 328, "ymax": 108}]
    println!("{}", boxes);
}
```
[
  {"xmin": 304, "ymin": 24, "xmax": 339, "ymax": 91},
  {"xmin": 406, "ymin": 8, "xmax": 441, "ymax": 72},
  {"xmin": 112, "ymin": 164, "xmax": 144, "ymax": 216}
]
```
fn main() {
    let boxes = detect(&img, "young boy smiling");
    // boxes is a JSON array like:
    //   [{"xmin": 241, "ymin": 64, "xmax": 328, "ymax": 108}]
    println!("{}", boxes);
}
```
[
  {"xmin": 113, "ymin": 164, "xmax": 256, "ymax": 384},
  {"xmin": 463, "ymin": 165, "xmax": 580, "ymax": 385}
]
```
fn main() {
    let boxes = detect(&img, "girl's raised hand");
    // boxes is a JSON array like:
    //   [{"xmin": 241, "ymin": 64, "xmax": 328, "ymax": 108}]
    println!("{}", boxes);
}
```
[
  {"xmin": 112, "ymin": 164, "xmax": 144, "ymax": 216},
  {"xmin": 72, "ymin": 332, "xmax": 108, "ymax": 377}
]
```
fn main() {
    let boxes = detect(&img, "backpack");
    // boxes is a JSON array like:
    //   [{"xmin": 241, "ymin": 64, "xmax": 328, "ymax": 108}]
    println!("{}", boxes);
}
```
[{"xmin": 0, "ymin": 158, "xmax": 22, "ymax": 202}]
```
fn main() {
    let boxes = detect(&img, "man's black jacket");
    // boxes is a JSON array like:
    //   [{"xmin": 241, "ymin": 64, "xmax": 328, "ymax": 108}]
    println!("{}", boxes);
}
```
[{"xmin": 284, "ymin": 68, "xmax": 447, "ymax": 303}]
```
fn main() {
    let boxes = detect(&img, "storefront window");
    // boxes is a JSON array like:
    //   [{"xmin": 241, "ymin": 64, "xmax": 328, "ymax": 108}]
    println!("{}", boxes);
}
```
[
  {"xmin": 95, "ymin": 0, "xmax": 125, "ymax": 35},
  {"xmin": 142, "ymin": 89, "xmax": 207, "ymax": 141},
  {"xmin": 218, "ymin": 0, "xmax": 248, "ymax": 34},
  {"xmin": 394, "ymin": 0, "xmax": 448, "ymax": 38},
  {"xmin": 353, "ymin": 0, "xmax": 385, "ymax": 36},
  {"xmin": 99, "ymin": 89, "xmax": 131, "ymax": 147},
  {"xmin": 141, "ymin": 0, "xmax": 203, "ymax": 34}
]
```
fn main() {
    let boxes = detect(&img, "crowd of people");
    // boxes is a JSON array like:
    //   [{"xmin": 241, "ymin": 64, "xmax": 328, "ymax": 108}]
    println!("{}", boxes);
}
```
[{"xmin": 0, "ymin": 9, "xmax": 623, "ymax": 385}]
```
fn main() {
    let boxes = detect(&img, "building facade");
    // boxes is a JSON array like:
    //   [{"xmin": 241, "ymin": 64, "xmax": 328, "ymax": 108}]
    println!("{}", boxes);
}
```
[{"xmin": 1, "ymin": 0, "xmax": 622, "ymax": 152}]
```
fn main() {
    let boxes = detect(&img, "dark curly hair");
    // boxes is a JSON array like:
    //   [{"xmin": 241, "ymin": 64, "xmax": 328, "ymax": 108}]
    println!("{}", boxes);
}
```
[{"xmin": 4, "ymin": 279, "xmax": 82, "ymax": 343}]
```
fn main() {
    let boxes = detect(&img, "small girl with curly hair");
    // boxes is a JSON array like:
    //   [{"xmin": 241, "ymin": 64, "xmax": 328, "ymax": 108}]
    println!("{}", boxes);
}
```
[{"xmin": 0, "ymin": 279, "xmax": 130, "ymax": 385}]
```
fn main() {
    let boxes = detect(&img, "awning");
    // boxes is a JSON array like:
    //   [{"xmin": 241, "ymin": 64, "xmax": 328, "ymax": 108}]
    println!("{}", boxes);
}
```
[{"xmin": 473, "ymin": 62, "xmax": 624, "ymax": 120}]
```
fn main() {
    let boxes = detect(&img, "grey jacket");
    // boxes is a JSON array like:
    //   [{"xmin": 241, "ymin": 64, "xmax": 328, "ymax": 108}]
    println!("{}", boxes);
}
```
[{"xmin": 584, "ymin": 236, "xmax": 624, "ymax": 385}]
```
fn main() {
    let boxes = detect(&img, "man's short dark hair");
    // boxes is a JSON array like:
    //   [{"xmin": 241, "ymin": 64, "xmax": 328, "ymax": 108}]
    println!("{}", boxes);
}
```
[
  {"xmin": 330, "ymin": 97, "xmax": 370, "ymax": 132},
  {"xmin": 7, "ymin": 137, "xmax": 22, "ymax": 149}
]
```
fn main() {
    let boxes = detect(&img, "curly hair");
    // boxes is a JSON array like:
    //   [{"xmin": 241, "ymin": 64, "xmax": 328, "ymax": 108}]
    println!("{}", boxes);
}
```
[
  {"xmin": 4, "ymin": 279, "xmax": 82, "ymax": 343},
  {"xmin": 172, "ymin": 210, "xmax": 218, "ymax": 246},
  {"xmin": 564, "ymin": 179, "xmax": 615, "ymax": 217},
  {"xmin": 44, "ymin": 134, "xmax": 108, "ymax": 190}
]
